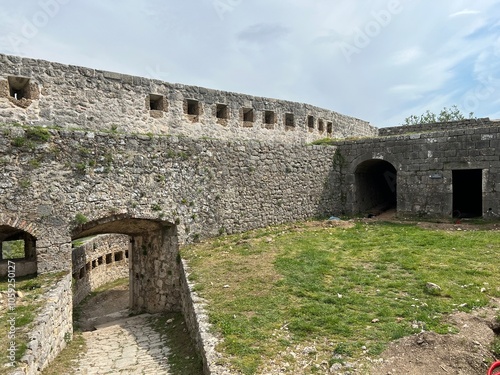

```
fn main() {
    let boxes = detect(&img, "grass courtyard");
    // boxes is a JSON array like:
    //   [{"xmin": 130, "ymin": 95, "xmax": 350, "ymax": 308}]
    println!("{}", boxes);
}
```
[{"xmin": 181, "ymin": 220, "xmax": 500, "ymax": 374}]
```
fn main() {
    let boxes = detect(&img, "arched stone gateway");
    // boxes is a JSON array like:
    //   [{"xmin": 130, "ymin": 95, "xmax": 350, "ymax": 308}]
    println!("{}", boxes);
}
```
[
  {"xmin": 354, "ymin": 159, "xmax": 397, "ymax": 216},
  {"xmin": 0, "ymin": 224, "xmax": 37, "ymax": 277},
  {"xmin": 72, "ymin": 215, "xmax": 180, "ymax": 313}
]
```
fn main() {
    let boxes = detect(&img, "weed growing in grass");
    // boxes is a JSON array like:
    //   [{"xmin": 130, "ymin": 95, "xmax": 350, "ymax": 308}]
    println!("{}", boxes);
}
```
[{"xmin": 181, "ymin": 221, "xmax": 500, "ymax": 373}]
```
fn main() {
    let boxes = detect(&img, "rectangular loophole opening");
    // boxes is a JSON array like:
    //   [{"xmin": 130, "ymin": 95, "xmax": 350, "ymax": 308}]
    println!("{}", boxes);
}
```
[
  {"xmin": 8, "ymin": 76, "xmax": 31, "ymax": 100},
  {"xmin": 318, "ymin": 119, "xmax": 325, "ymax": 133},
  {"xmin": 243, "ymin": 108, "xmax": 253, "ymax": 122},
  {"xmin": 186, "ymin": 99, "xmax": 200, "ymax": 115},
  {"xmin": 98, "ymin": 256, "xmax": 103, "ymax": 265},
  {"xmin": 85, "ymin": 262, "xmax": 91, "ymax": 272},
  {"xmin": 307, "ymin": 115, "xmax": 315, "ymax": 132},
  {"xmin": 114, "ymin": 251, "xmax": 124, "ymax": 262},
  {"xmin": 452, "ymin": 169, "xmax": 483, "ymax": 218},
  {"xmin": 264, "ymin": 111, "xmax": 275, "ymax": 129},
  {"xmin": 327, "ymin": 121, "xmax": 333, "ymax": 134},
  {"xmin": 216, "ymin": 104, "xmax": 228, "ymax": 119},
  {"xmin": 285, "ymin": 113, "xmax": 295, "ymax": 131},
  {"xmin": 149, "ymin": 94, "xmax": 165, "ymax": 111},
  {"xmin": 125, "ymin": 250, "xmax": 129, "ymax": 259},
  {"xmin": 106, "ymin": 253, "xmax": 113, "ymax": 264},
  {"xmin": 92, "ymin": 260, "xmax": 97, "ymax": 269}
]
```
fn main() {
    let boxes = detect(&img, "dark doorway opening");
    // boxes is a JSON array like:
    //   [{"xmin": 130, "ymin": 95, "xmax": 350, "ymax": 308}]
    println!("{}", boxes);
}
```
[
  {"xmin": 452, "ymin": 169, "xmax": 482, "ymax": 218},
  {"xmin": 355, "ymin": 160, "xmax": 397, "ymax": 215}
]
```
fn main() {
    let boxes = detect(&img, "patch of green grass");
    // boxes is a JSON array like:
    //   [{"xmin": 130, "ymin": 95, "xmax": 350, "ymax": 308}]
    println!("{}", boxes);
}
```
[
  {"xmin": 181, "ymin": 221, "xmax": 500, "ymax": 373},
  {"xmin": 74, "ymin": 213, "xmax": 88, "ymax": 225},
  {"xmin": 19, "ymin": 179, "xmax": 31, "ymax": 189},
  {"xmin": 25, "ymin": 127, "xmax": 51, "ymax": 142},
  {"xmin": 309, "ymin": 137, "xmax": 335, "ymax": 146},
  {"xmin": 149, "ymin": 313, "xmax": 204, "ymax": 375},
  {"xmin": 151, "ymin": 203, "xmax": 162, "ymax": 211},
  {"xmin": 29, "ymin": 158, "xmax": 41, "ymax": 169},
  {"xmin": 40, "ymin": 332, "xmax": 85, "ymax": 375},
  {"xmin": 11, "ymin": 137, "xmax": 26, "ymax": 147},
  {"xmin": 74, "ymin": 162, "xmax": 86, "ymax": 174}
]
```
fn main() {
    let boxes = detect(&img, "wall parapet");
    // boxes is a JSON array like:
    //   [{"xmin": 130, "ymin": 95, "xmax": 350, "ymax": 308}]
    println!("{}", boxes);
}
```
[
  {"xmin": 0, "ymin": 54, "xmax": 377, "ymax": 143},
  {"xmin": 378, "ymin": 118, "xmax": 496, "ymax": 137}
]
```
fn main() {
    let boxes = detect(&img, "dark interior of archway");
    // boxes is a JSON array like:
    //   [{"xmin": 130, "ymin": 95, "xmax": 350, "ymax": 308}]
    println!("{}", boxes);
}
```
[
  {"xmin": 355, "ymin": 160, "xmax": 397, "ymax": 215},
  {"xmin": 452, "ymin": 169, "xmax": 482, "ymax": 218},
  {"xmin": 0, "ymin": 225, "xmax": 26, "ymax": 242}
]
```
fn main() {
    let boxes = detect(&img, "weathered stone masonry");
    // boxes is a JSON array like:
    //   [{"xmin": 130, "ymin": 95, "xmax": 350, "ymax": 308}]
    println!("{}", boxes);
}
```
[
  {"xmin": 337, "ymin": 119, "xmax": 500, "ymax": 218},
  {"xmin": 0, "ymin": 125, "xmax": 341, "ymax": 374},
  {"xmin": 1, "ymin": 54, "xmax": 500, "ymax": 374},
  {"xmin": 0, "ymin": 53, "xmax": 377, "ymax": 143},
  {"xmin": 72, "ymin": 234, "xmax": 129, "ymax": 306}
]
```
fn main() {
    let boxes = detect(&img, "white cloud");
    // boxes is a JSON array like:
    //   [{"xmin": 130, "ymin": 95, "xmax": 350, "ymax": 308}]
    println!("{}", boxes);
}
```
[
  {"xmin": 449, "ymin": 9, "xmax": 481, "ymax": 18},
  {"xmin": 391, "ymin": 47, "xmax": 422, "ymax": 65}
]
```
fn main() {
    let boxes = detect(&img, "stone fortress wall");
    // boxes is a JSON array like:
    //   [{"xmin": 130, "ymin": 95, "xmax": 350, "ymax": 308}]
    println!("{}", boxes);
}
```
[
  {"xmin": 337, "ymin": 119, "xmax": 500, "ymax": 219},
  {"xmin": 0, "ymin": 54, "xmax": 377, "ymax": 144},
  {"xmin": 1, "ymin": 53, "xmax": 500, "ymax": 374},
  {"xmin": 0, "ymin": 124, "xmax": 340, "ymax": 375}
]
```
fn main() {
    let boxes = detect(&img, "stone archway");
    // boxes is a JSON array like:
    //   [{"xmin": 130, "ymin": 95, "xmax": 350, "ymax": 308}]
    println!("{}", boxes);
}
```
[
  {"xmin": 0, "ymin": 224, "xmax": 37, "ymax": 277},
  {"xmin": 72, "ymin": 215, "xmax": 180, "ymax": 314},
  {"xmin": 354, "ymin": 159, "xmax": 397, "ymax": 215}
]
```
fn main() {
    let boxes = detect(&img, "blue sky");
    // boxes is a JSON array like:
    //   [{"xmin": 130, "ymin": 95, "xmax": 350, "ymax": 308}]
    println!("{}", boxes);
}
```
[{"xmin": 1, "ymin": 0, "xmax": 500, "ymax": 127}]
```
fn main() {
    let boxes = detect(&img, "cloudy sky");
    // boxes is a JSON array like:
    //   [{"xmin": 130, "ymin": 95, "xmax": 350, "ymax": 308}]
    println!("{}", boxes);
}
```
[{"xmin": 1, "ymin": 0, "xmax": 500, "ymax": 127}]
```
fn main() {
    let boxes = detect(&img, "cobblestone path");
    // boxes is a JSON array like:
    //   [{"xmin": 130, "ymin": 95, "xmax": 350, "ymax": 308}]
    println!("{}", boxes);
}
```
[{"xmin": 73, "ymin": 314, "xmax": 171, "ymax": 375}]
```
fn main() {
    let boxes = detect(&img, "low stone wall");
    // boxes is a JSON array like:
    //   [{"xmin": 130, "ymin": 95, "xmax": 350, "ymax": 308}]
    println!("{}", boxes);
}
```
[
  {"xmin": 9, "ymin": 274, "xmax": 72, "ymax": 375},
  {"xmin": 72, "ymin": 234, "xmax": 129, "ymax": 306},
  {"xmin": 378, "ymin": 118, "xmax": 496, "ymax": 136},
  {"xmin": 180, "ymin": 260, "xmax": 231, "ymax": 375}
]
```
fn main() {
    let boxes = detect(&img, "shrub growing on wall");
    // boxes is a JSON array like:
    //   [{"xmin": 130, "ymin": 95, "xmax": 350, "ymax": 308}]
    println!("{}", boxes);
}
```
[{"xmin": 402, "ymin": 105, "xmax": 474, "ymax": 125}]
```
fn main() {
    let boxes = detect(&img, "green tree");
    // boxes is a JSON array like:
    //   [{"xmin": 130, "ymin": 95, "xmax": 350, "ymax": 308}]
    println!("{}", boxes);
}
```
[
  {"xmin": 2, "ymin": 240, "xmax": 25, "ymax": 259},
  {"xmin": 402, "ymin": 105, "xmax": 475, "ymax": 125}
]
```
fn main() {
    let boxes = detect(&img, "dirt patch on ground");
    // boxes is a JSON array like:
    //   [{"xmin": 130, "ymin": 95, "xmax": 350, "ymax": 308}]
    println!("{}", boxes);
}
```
[
  {"xmin": 76, "ymin": 283, "xmax": 129, "ymax": 331},
  {"xmin": 357, "ymin": 211, "xmax": 500, "ymax": 374},
  {"xmin": 365, "ymin": 302, "xmax": 499, "ymax": 375}
]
